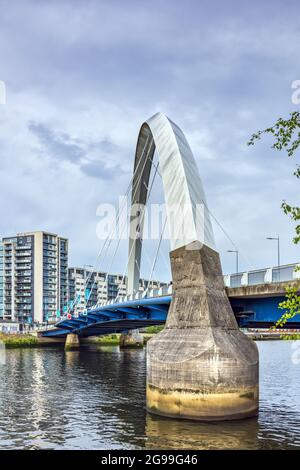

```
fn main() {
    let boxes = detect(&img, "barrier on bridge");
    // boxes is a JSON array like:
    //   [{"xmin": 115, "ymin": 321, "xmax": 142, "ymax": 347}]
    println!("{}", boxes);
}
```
[{"xmin": 225, "ymin": 263, "xmax": 300, "ymax": 288}]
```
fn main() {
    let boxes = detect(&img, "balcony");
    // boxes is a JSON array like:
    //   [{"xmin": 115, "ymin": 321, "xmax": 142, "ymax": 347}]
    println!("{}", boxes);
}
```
[
  {"xmin": 16, "ymin": 258, "xmax": 32, "ymax": 264},
  {"xmin": 16, "ymin": 251, "xmax": 31, "ymax": 257},
  {"xmin": 44, "ymin": 245, "xmax": 57, "ymax": 250},
  {"xmin": 43, "ymin": 255, "xmax": 57, "ymax": 261},
  {"xmin": 16, "ymin": 274, "xmax": 32, "ymax": 280},
  {"xmin": 16, "ymin": 299, "xmax": 31, "ymax": 304}
]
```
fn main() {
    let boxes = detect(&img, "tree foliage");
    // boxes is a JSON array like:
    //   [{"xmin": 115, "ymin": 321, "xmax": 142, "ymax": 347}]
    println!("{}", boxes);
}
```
[
  {"xmin": 275, "ymin": 285, "xmax": 300, "ymax": 328},
  {"xmin": 248, "ymin": 111, "xmax": 300, "ymax": 156},
  {"xmin": 248, "ymin": 111, "xmax": 300, "ymax": 327}
]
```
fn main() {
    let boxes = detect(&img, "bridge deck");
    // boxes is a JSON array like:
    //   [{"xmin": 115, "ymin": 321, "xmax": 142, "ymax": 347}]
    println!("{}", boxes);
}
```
[
  {"xmin": 42, "ymin": 296, "xmax": 170, "ymax": 338},
  {"xmin": 41, "ymin": 279, "xmax": 300, "ymax": 338}
]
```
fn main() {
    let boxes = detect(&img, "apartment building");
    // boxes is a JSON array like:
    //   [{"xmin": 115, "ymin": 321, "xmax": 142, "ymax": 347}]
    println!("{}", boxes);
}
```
[
  {"xmin": 0, "ymin": 231, "xmax": 68, "ymax": 324},
  {"xmin": 68, "ymin": 267, "xmax": 100, "ymax": 316},
  {"xmin": 0, "ymin": 237, "xmax": 17, "ymax": 321}
]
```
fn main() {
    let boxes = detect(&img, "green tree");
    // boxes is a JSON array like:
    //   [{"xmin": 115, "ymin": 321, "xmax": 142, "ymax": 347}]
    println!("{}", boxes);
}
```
[
  {"xmin": 248, "ymin": 111, "xmax": 300, "ymax": 326},
  {"xmin": 276, "ymin": 285, "xmax": 300, "ymax": 328}
]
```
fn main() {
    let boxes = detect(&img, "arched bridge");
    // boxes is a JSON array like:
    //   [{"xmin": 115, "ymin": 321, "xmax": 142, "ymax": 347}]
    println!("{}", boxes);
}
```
[
  {"xmin": 40, "ymin": 111, "xmax": 292, "ymax": 420},
  {"xmin": 42, "ymin": 276, "xmax": 300, "ymax": 338},
  {"xmin": 42, "ymin": 295, "xmax": 170, "ymax": 338}
]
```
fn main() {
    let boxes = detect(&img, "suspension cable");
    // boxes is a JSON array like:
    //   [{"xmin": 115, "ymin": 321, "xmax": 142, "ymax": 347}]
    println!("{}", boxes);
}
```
[
  {"xmin": 143, "ymin": 214, "xmax": 167, "ymax": 297},
  {"xmin": 68, "ymin": 135, "xmax": 153, "ymax": 315},
  {"xmin": 113, "ymin": 158, "xmax": 159, "ymax": 302},
  {"xmin": 154, "ymin": 166, "xmax": 255, "ymax": 272},
  {"xmin": 85, "ymin": 136, "xmax": 155, "ymax": 308}
]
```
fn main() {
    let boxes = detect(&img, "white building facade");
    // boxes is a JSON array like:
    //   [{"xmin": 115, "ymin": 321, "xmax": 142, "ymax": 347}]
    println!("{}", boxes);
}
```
[{"xmin": 0, "ymin": 231, "xmax": 68, "ymax": 324}]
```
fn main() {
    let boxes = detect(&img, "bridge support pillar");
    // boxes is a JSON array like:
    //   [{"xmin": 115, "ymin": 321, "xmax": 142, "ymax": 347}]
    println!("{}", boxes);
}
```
[
  {"xmin": 120, "ymin": 329, "xmax": 144, "ymax": 348},
  {"xmin": 146, "ymin": 242, "xmax": 259, "ymax": 421},
  {"xmin": 65, "ymin": 333, "xmax": 80, "ymax": 350}
]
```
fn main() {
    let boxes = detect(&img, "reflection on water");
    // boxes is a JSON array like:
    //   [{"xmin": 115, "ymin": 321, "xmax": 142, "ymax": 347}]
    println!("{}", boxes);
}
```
[
  {"xmin": 145, "ymin": 415, "xmax": 260, "ymax": 450},
  {"xmin": 0, "ymin": 341, "xmax": 299, "ymax": 449}
]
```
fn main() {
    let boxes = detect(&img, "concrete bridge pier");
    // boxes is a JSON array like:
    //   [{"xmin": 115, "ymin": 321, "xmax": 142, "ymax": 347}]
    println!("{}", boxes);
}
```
[
  {"xmin": 65, "ymin": 333, "xmax": 80, "ymax": 350},
  {"xmin": 120, "ymin": 329, "xmax": 144, "ymax": 348},
  {"xmin": 146, "ymin": 242, "xmax": 259, "ymax": 421}
]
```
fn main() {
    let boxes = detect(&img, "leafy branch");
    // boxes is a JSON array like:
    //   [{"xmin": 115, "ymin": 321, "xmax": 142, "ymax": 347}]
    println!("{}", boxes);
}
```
[
  {"xmin": 248, "ymin": 111, "xmax": 300, "ymax": 157},
  {"xmin": 249, "ymin": 111, "xmax": 300, "ymax": 327},
  {"xmin": 275, "ymin": 285, "xmax": 300, "ymax": 328}
]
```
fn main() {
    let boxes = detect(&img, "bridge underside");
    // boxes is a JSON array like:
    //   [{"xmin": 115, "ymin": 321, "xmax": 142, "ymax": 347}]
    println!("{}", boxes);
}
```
[
  {"xmin": 42, "ymin": 297, "xmax": 170, "ymax": 338},
  {"xmin": 42, "ymin": 290, "xmax": 300, "ymax": 338}
]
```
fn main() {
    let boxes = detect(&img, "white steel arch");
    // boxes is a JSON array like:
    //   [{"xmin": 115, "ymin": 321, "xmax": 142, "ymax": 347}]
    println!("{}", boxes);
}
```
[{"xmin": 127, "ymin": 112, "xmax": 215, "ymax": 294}]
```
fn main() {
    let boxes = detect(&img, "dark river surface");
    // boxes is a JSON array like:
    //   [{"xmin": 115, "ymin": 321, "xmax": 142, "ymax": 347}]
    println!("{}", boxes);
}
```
[{"xmin": 0, "ymin": 340, "xmax": 299, "ymax": 450}]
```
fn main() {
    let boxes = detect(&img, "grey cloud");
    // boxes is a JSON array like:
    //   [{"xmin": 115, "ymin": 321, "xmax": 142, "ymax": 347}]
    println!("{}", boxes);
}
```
[
  {"xmin": 89, "ymin": 139, "xmax": 117, "ymax": 153},
  {"xmin": 0, "ymin": 0, "xmax": 300, "ymax": 277},
  {"xmin": 28, "ymin": 121, "xmax": 85, "ymax": 162},
  {"xmin": 28, "ymin": 120, "xmax": 124, "ymax": 180},
  {"xmin": 80, "ymin": 160, "xmax": 121, "ymax": 179}
]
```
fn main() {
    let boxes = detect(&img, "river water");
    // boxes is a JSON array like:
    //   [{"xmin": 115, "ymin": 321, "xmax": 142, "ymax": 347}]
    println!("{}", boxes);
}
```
[{"xmin": 0, "ymin": 340, "xmax": 299, "ymax": 449}]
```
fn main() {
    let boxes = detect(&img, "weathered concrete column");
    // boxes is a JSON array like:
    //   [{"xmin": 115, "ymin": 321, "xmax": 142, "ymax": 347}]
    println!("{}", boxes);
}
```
[
  {"xmin": 65, "ymin": 333, "xmax": 80, "ymax": 350},
  {"xmin": 120, "ymin": 329, "xmax": 144, "ymax": 348},
  {"xmin": 146, "ymin": 243, "xmax": 259, "ymax": 421}
]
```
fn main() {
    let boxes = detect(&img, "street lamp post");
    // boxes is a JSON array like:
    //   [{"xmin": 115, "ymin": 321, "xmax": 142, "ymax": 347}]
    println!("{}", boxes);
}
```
[
  {"xmin": 227, "ymin": 250, "xmax": 239, "ymax": 274},
  {"xmin": 266, "ymin": 236, "xmax": 280, "ymax": 267}
]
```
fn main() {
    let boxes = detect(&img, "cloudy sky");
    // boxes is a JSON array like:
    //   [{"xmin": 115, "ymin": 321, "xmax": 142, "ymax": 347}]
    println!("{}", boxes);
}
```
[{"xmin": 0, "ymin": 0, "xmax": 299, "ymax": 281}]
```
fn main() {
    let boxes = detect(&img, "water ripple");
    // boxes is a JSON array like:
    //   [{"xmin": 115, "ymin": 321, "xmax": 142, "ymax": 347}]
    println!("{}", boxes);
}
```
[{"xmin": 0, "ymin": 342, "xmax": 299, "ymax": 449}]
